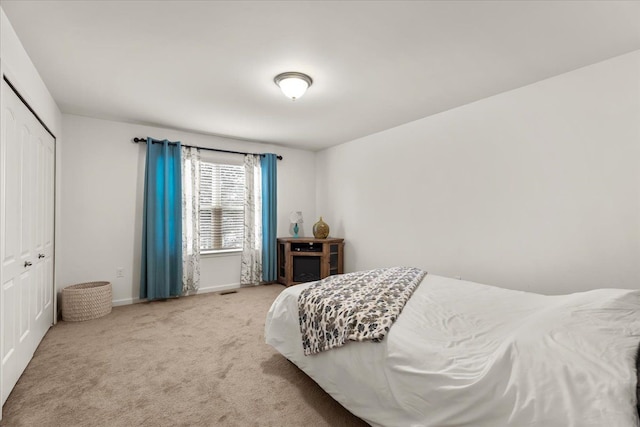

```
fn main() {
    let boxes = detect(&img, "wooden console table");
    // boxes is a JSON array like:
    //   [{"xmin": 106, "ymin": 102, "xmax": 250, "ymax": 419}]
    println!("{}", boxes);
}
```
[{"xmin": 277, "ymin": 237, "xmax": 344, "ymax": 287}]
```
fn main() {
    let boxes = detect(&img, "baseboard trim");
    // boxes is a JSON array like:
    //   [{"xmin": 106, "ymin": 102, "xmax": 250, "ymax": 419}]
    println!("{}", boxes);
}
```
[
  {"xmin": 111, "ymin": 282, "xmax": 242, "ymax": 307},
  {"xmin": 196, "ymin": 282, "xmax": 242, "ymax": 295},
  {"xmin": 112, "ymin": 297, "xmax": 142, "ymax": 307}
]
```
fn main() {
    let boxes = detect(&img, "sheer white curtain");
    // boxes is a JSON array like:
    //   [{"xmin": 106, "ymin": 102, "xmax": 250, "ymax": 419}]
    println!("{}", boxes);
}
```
[
  {"xmin": 181, "ymin": 146, "xmax": 201, "ymax": 294},
  {"xmin": 240, "ymin": 154, "xmax": 262, "ymax": 285}
]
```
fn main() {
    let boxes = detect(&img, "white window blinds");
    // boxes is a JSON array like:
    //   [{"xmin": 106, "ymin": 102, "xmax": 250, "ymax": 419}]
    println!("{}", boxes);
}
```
[{"xmin": 199, "ymin": 161, "xmax": 245, "ymax": 251}]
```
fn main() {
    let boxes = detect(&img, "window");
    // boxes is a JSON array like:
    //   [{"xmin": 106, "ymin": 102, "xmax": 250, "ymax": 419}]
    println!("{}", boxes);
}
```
[{"xmin": 199, "ymin": 161, "xmax": 244, "ymax": 252}]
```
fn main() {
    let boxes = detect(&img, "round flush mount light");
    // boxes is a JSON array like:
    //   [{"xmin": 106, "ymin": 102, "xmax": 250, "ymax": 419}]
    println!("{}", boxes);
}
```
[{"xmin": 274, "ymin": 72, "xmax": 313, "ymax": 101}]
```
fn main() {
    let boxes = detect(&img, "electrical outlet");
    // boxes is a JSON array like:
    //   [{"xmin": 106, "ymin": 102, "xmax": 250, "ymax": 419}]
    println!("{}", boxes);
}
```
[{"xmin": 116, "ymin": 267, "xmax": 124, "ymax": 278}]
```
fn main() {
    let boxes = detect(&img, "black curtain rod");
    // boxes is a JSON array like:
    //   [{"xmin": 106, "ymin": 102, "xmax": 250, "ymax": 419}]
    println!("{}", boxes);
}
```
[{"xmin": 132, "ymin": 137, "xmax": 283, "ymax": 160}]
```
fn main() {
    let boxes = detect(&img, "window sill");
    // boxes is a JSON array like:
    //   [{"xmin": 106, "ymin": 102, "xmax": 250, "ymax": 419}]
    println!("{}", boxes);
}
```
[{"xmin": 201, "ymin": 249, "xmax": 242, "ymax": 258}]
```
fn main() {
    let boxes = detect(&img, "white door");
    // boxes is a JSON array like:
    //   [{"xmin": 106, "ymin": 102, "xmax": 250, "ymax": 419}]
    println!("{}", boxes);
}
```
[{"xmin": 1, "ymin": 79, "xmax": 55, "ymax": 407}]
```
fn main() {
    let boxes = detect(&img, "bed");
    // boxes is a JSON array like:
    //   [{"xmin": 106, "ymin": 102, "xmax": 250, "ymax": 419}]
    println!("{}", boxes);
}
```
[{"xmin": 265, "ymin": 269, "xmax": 640, "ymax": 427}]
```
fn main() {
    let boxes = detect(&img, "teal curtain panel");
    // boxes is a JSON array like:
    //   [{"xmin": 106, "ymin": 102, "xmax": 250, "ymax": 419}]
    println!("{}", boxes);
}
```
[
  {"xmin": 261, "ymin": 153, "xmax": 278, "ymax": 282},
  {"xmin": 140, "ymin": 138, "xmax": 183, "ymax": 300}
]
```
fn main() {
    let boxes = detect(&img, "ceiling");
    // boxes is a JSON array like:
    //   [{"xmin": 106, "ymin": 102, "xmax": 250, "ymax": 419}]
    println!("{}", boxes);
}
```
[{"xmin": 2, "ymin": 1, "xmax": 639, "ymax": 151}]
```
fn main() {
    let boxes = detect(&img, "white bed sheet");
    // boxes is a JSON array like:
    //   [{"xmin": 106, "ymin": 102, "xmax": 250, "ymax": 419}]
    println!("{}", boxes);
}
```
[{"xmin": 265, "ymin": 274, "xmax": 640, "ymax": 427}]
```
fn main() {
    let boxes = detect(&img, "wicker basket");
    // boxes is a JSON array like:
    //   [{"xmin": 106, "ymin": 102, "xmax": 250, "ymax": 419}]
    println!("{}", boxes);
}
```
[{"xmin": 62, "ymin": 281, "xmax": 112, "ymax": 322}]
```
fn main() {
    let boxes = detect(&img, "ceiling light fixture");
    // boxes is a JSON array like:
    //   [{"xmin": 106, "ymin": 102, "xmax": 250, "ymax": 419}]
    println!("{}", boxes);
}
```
[{"xmin": 274, "ymin": 72, "xmax": 313, "ymax": 101}]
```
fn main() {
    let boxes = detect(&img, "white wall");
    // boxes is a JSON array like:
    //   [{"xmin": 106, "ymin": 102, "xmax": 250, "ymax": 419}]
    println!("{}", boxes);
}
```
[
  {"xmin": 60, "ymin": 114, "xmax": 315, "ymax": 305},
  {"xmin": 0, "ymin": 7, "xmax": 63, "ymax": 311},
  {"xmin": 0, "ymin": 9, "xmax": 61, "ymax": 134},
  {"xmin": 316, "ymin": 51, "xmax": 640, "ymax": 295}
]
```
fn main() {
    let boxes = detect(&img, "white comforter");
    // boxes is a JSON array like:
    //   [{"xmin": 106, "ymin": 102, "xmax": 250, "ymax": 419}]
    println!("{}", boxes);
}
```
[{"xmin": 265, "ymin": 274, "xmax": 640, "ymax": 427}]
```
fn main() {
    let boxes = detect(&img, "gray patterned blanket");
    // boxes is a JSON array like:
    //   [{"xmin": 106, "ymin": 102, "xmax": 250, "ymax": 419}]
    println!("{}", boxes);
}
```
[{"xmin": 298, "ymin": 267, "xmax": 427, "ymax": 356}]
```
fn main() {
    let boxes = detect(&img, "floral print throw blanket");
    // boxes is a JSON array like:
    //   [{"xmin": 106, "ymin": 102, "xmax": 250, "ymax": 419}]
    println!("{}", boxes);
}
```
[{"xmin": 298, "ymin": 267, "xmax": 427, "ymax": 356}]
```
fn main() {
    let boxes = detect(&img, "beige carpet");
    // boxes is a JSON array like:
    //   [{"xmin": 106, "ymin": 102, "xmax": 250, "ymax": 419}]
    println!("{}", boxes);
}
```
[{"xmin": 1, "ymin": 284, "xmax": 368, "ymax": 426}]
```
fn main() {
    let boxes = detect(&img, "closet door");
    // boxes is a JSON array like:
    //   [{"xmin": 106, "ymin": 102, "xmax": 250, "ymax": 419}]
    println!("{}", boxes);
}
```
[
  {"xmin": 31, "ymin": 111, "xmax": 55, "ymax": 348},
  {"xmin": 1, "ymin": 79, "xmax": 55, "ymax": 407}
]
